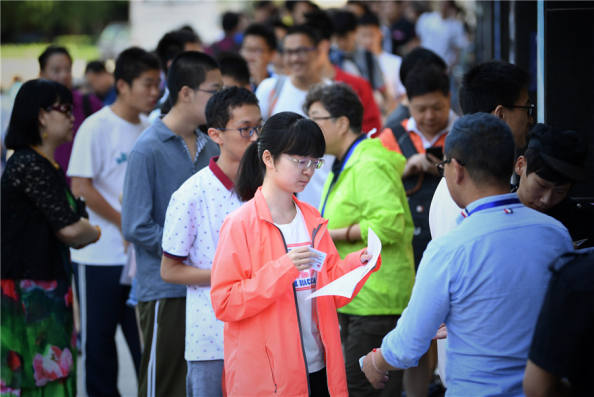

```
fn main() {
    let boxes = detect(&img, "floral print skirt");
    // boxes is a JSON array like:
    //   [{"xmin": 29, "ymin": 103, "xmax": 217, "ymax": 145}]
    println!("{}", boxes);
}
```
[{"xmin": 1, "ymin": 279, "xmax": 76, "ymax": 397}]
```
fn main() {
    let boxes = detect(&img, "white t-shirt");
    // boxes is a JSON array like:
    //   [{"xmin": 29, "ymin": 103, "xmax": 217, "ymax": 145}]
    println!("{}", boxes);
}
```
[
  {"xmin": 416, "ymin": 11, "xmax": 468, "ymax": 67},
  {"xmin": 275, "ymin": 205, "xmax": 325, "ymax": 373},
  {"xmin": 161, "ymin": 160, "xmax": 239, "ymax": 361},
  {"xmin": 67, "ymin": 106, "xmax": 149, "ymax": 265},
  {"xmin": 378, "ymin": 51, "xmax": 406, "ymax": 101},
  {"xmin": 429, "ymin": 177, "xmax": 461, "ymax": 239},
  {"xmin": 255, "ymin": 76, "xmax": 334, "ymax": 210}
]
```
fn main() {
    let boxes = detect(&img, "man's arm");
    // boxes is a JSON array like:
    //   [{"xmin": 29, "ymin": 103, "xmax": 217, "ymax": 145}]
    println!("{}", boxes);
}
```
[
  {"xmin": 523, "ymin": 360, "xmax": 569, "ymax": 397},
  {"xmin": 71, "ymin": 177, "xmax": 121, "ymax": 228},
  {"xmin": 363, "ymin": 241, "xmax": 454, "ymax": 387}
]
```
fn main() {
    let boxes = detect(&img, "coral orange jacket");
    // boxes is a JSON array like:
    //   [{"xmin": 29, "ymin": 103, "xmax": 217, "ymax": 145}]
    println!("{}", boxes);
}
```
[{"xmin": 211, "ymin": 188, "xmax": 381, "ymax": 397}]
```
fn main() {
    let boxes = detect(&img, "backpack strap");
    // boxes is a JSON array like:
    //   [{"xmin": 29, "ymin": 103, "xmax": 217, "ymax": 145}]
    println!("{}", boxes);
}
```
[
  {"xmin": 364, "ymin": 50, "xmax": 376, "ymax": 89},
  {"xmin": 266, "ymin": 75, "xmax": 287, "ymax": 119},
  {"xmin": 391, "ymin": 124, "xmax": 418, "ymax": 159}
]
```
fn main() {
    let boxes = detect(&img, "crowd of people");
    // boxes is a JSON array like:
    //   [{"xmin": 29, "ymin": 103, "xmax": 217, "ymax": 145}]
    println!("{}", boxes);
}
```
[{"xmin": 1, "ymin": 1, "xmax": 592, "ymax": 397}]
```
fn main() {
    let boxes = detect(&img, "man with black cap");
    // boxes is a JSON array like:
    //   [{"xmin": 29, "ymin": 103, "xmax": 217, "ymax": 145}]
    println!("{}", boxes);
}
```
[{"xmin": 514, "ymin": 124, "xmax": 592, "ymax": 247}]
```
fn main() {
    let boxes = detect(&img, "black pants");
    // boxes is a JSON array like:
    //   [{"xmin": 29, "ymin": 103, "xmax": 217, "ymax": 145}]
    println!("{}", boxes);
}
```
[
  {"xmin": 73, "ymin": 263, "xmax": 141, "ymax": 397},
  {"xmin": 309, "ymin": 367, "xmax": 330, "ymax": 397},
  {"xmin": 338, "ymin": 313, "xmax": 403, "ymax": 397}
]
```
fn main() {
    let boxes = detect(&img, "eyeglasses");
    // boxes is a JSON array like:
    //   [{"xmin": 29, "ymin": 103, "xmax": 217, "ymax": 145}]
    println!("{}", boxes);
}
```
[
  {"xmin": 436, "ymin": 157, "xmax": 465, "ymax": 177},
  {"xmin": 507, "ymin": 103, "xmax": 536, "ymax": 118},
  {"xmin": 218, "ymin": 125, "xmax": 262, "ymax": 138},
  {"xmin": 282, "ymin": 46, "xmax": 316, "ymax": 57},
  {"xmin": 287, "ymin": 156, "xmax": 325, "ymax": 170},
  {"xmin": 45, "ymin": 103, "xmax": 72, "ymax": 116},
  {"xmin": 310, "ymin": 115, "xmax": 335, "ymax": 122}
]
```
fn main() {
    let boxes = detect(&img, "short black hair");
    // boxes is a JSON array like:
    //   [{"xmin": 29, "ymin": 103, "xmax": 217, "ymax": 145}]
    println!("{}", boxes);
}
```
[
  {"xmin": 205, "ymin": 86, "xmax": 259, "ymax": 129},
  {"xmin": 5, "ymin": 79, "xmax": 73, "ymax": 149},
  {"xmin": 459, "ymin": 61, "xmax": 529, "ymax": 115},
  {"xmin": 357, "ymin": 12, "xmax": 380, "ymax": 28},
  {"xmin": 400, "ymin": 47, "xmax": 447, "ymax": 84},
  {"xmin": 243, "ymin": 23, "xmax": 277, "ymax": 51},
  {"xmin": 114, "ymin": 47, "xmax": 160, "ymax": 94},
  {"xmin": 329, "ymin": 9, "xmax": 358, "ymax": 36},
  {"xmin": 222, "ymin": 11, "xmax": 240, "ymax": 33},
  {"xmin": 303, "ymin": 10, "xmax": 334, "ymax": 41},
  {"xmin": 85, "ymin": 60, "xmax": 107, "ymax": 75},
  {"xmin": 168, "ymin": 51, "xmax": 219, "ymax": 106},
  {"xmin": 405, "ymin": 64, "xmax": 449, "ymax": 100},
  {"xmin": 445, "ymin": 113, "xmax": 515, "ymax": 187},
  {"xmin": 524, "ymin": 123, "xmax": 587, "ymax": 183},
  {"xmin": 38, "ymin": 46, "xmax": 72, "ymax": 72},
  {"xmin": 156, "ymin": 29, "xmax": 202, "ymax": 72},
  {"xmin": 218, "ymin": 52, "xmax": 250, "ymax": 87},
  {"xmin": 303, "ymin": 83, "xmax": 363, "ymax": 133},
  {"xmin": 283, "ymin": 24, "xmax": 320, "ymax": 48}
]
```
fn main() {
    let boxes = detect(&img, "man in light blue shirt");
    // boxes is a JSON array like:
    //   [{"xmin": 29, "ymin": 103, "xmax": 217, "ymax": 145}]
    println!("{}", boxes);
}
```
[{"xmin": 361, "ymin": 113, "xmax": 573, "ymax": 396}]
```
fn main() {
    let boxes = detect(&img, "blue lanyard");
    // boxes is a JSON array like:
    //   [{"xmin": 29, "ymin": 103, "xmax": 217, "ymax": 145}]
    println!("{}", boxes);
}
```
[
  {"xmin": 320, "ymin": 135, "xmax": 366, "ymax": 217},
  {"xmin": 462, "ymin": 198, "xmax": 521, "ymax": 218}
]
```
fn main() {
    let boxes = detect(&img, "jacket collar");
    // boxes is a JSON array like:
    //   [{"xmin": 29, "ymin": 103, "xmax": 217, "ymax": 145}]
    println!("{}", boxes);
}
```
[{"xmin": 253, "ymin": 187, "xmax": 328, "ymax": 232}]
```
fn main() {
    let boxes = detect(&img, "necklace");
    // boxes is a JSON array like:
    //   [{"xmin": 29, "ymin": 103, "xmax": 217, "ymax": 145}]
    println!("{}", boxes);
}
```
[{"xmin": 30, "ymin": 146, "xmax": 60, "ymax": 169}]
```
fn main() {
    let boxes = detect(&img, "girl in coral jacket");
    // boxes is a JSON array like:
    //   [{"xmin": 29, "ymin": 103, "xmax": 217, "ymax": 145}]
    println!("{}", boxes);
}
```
[{"xmin": 210, "ymin": 112, "xmax": 380, "ymax": 397}]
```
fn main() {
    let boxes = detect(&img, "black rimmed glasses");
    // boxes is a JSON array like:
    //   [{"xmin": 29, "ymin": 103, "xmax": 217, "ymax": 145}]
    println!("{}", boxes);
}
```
[
  {"xmin": 506, "ymin": 103, "xmax": 536, "ymax": 119},
  {"xmin": 436, "ymin": 157, "xmax": 466, "ymax": 177},
  {"xmin": 288, "ymin": 156, "xmax": 325, "ymax": 170},
  {"xmin": 217, "ymin": 125, "xmax": 262, "ymax": 138},
  {"xmin": 45, "ymin": 103, "xmax": 73, "ymax": 116}
]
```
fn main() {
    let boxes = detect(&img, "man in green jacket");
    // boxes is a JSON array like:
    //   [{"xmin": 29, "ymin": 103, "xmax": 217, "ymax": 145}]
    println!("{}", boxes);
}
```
[{"xmin": 305, "ymin": 83, "xmax": 415, "ymax": 397}]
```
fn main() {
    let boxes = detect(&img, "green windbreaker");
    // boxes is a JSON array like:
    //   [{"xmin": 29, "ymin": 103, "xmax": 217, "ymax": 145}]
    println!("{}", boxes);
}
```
[{"xmin": 320, "ymin": 138, "xmax": 415, "ymax": 315}]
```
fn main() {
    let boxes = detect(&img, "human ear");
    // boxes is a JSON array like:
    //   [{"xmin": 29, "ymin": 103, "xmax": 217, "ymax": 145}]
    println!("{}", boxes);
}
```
[
  {"xmin": 515, "ymin": 155, "xmax": 526, "ymax": 176},
  {"xmin": 453, "ymin": 159, "xmax": 465, "ymax": 185},
  {"xmin": 115, "ymin": 79, "xmax": 129, "ymax": 97},
  {"xmin": 38, "ymin": 109, "xmax": 49, "ymax": 128},
  {"xmin": 207, "ymin": 127, "xmax": 224, "ymax": 145},
  {"xmin": 262, "ymin": 149, "xmax": 275, "ymax": 169},
  {"xmin": 493, "ymin": 105, "xmax": 505, "ymax": 120}
]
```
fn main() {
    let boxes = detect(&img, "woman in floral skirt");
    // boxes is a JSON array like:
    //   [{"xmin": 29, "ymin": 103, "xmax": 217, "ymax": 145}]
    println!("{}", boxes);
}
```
[{"xmin": 1, "ymin": 79, "xmax": 101, "ymax": 396}]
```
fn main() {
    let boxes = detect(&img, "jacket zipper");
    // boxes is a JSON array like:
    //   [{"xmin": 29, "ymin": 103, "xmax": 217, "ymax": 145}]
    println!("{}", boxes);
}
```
[
  {"xmin": 265, "ymin": 346, "xmax": 278, "ymax": 393},
  {"xmin": 269, "ymin": 222, "xmax": 311, "ymax": 395}
]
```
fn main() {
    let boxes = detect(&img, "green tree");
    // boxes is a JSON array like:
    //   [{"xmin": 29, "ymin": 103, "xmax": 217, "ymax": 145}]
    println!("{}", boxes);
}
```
[{"xmin": 1, "ymin": 1, "xmax": 129, "ymax": 43}]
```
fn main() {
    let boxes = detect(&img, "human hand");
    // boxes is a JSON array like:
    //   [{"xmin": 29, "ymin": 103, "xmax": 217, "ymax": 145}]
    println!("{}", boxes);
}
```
[
  {"xmin": 361, "ymin": 350, "xmax": 389, "ymax": 389},
  {"xmin": 433, "ymin": 323, "xmax": 448, "ymax": 340},
  {"xmin": 403, "ymin": 153, "xmax": 437, "ymax": 177},
  {"xmin": 287, "ymin": 246, "xmax": 316, "ymax": 271},
  {"xmin": 360, "ymin": 249, "xmax": 372, "ymax": 264}
]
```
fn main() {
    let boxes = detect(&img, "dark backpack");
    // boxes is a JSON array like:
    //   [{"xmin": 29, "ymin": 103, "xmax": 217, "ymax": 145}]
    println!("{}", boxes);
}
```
[{"xmin": 391, "ymin": 124, "xmax": 442, "ymax": 267}]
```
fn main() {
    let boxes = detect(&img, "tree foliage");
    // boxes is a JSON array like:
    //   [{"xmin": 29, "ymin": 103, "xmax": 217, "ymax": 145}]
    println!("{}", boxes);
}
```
[{"xmin": 1, "ymin": 1, "xmax": 129, "ymax": 43}]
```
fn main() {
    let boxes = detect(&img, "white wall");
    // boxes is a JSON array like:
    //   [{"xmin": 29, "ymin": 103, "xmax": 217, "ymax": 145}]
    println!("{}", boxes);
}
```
[{"xmin": 129, "ymin": 0, "xmax": 245, "ymax": 51}]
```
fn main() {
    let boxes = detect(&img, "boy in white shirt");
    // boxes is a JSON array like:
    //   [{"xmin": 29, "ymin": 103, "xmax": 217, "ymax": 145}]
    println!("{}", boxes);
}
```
[
  {"xmin": 67, "ymin": 47, "xmax": 161, "ymax": 396},
  {"xmin": 160, "ymin": 87, "xmax": 262, "ymax": 397}
]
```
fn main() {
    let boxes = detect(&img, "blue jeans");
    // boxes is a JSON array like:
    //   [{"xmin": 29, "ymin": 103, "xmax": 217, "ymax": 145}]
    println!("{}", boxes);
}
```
[{"xmin": 186, "ymin": 360, "xmax": 224, "ymax": 397}]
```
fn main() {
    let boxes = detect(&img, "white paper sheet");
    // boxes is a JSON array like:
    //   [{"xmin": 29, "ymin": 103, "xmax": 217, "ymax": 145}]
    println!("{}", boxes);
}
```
[{"xmin": 307, "ymin": 227, "xmax": 381, "ymax": 299}]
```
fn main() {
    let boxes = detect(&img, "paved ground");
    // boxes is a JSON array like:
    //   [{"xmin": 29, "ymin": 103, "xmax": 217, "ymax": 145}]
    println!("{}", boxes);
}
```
[{"xmin": 76, "ymin": 326, "xmax": 138, "ymax": 397}]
